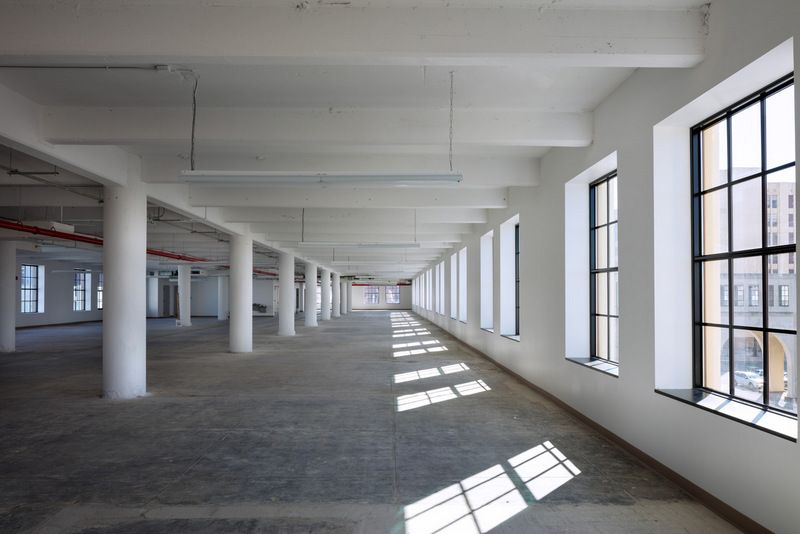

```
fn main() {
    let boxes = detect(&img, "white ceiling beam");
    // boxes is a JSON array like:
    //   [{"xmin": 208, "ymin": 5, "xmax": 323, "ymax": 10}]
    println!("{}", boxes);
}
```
[
  {"xmin": 0, "ymin": 4, "xmax": 705, "ymax": 68},
  {"xmin": 0, "ymin": 186, "xmax": 103, "ymax": 207},
  {"xmin": 264, "ymin": 232, "xmax": 464, "ymax": 243},
  {"xmin": 223, "ymin": 207, "xmax": 488, "ymax": 224},
  {"xmin": 188, "ymin": 186, "xmax": 507, "ymax": 209},
  {"xmin": 44, "ymin": 107, "xmax": 591, "ymax": 151},
  {"xmin": 250, "ymin": 221, "xmax": 473, "ymax": 235}
]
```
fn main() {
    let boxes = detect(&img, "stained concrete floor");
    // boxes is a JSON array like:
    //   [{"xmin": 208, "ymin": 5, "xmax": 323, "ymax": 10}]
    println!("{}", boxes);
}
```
[{"xmin": 0, "ymin": 311, "xmax": 738, "ymax": 533}]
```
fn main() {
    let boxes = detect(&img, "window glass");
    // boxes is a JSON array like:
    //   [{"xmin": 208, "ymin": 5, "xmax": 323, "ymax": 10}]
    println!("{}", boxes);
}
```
[
  {"xmin": 364, "ymin": 286, "xmax": 380, "ymax": 305},
  {"xmin": 590, "ymin": 171, "xmax": 619, "ymax": 363}
]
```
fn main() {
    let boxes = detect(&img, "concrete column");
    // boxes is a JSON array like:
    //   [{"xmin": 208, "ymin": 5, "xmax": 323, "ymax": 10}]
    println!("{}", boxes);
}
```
[
  {"xmin": 103, "ymin": 179, "xmax": 147, "ymax": 399},
  {"xmin": 304, "ymin": 262, "xmax": 318, "ymax": 327},
  {"xmin": 340, "ymin": 280, "xmax": 348, "ymax": 315},
  {"xmin": 177, "ymin": 264, "xmax": 192, "ymax": 327},
  {"xmin": 0, "ymin": 241, "xmax": 15, "ymax": 353},
  {"xmin": 217, "ymin": 276, "xmax": 229, "ymax": 320},
  {"xmin": 332, "ymin": 273, "xmax": 341, "ymax": 318},
  {"xmin": 146, "ymin": 276, "xmax": 159, "ymax": 317},
  {"xmin": 320, "ymin": 269, "xmax": 331, "ymax": 321},
  {"xmin": 299, "ymin": 283, "xmax": 305, "ymax": 312},
  {"xmin": 278, "ymin": 252, "xmax": 295, "ymax": 336},
  {"xmin": 347, "ymin": 281, "xmax": 353, "ymax": 313},
  {"xmin": 230, "ymin": 234, "xmax": 253, "ymax": 353}
]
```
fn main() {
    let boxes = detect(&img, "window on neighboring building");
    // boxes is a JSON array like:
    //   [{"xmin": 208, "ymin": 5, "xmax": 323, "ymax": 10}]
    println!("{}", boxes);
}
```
[
  {"xmin": 780, "ymin": 285, "xmax": 790, "ymax": 307},
  {"xmin": 720, "ymin": 285, "xmax": 729, "ymax": 306},
  {"xmin": 73, "ymin": 272, "xmax": 91, "ymax": 311},
  {"xmin": 691, "ymin": 73, "xmax": 796, "ymax": 413},
  {"xmin": 20, "ymin": 264, "xmax": 40, "ymax": 313},
  {"xmin": 386, "ymin": 285, "xmax": 400, "ymax": 305},
  {"xmin": 97, "ymin": 272, "xmax": 104, "ymax": 310},
  {"xmin": 590, "ymin": 172, "xmax": 618, "ymax": 362},
  {"xmin": 364, "ymin": 285, "xmax": 380, "ymax": 305}
]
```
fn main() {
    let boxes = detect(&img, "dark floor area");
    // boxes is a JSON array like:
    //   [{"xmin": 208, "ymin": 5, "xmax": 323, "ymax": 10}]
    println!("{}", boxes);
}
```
[{"xmin": 0, "ymin": 312, "xmax": 737, "ymax": 533}]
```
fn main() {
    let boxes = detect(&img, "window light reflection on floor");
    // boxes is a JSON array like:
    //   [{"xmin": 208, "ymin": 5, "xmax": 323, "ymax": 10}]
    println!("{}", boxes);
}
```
[
  {"xmin": 396, "ymin": 380, "xmax": 492, "ymax": 412},
  {"xmin": 404, "ymin": 442, "xmax": 580, "ymax": 534},
  {"xmin": 394, "ymin": 363, "xmax": 470, "ymax": 384}
]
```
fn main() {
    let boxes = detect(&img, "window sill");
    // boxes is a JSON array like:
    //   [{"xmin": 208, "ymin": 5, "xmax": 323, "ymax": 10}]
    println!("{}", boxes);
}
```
[
  {"xmin": 481, "ymin": 327, "xmax": 494, "ymax": 333},
  {"xmin": 655, "ymin": 389, "xmax": 797, "ymax": 442},
  {"xmin": 566, "ymin": 357, "xmax": 619, "ymax": 377},
  {"xmin": 501, "ymin": 334, "xmax": 521, "ymax": 343}
]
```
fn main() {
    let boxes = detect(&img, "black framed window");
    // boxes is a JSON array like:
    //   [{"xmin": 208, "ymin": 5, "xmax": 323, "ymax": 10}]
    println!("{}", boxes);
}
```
[
  {"xmin": 364, "ymin": 285, "xmax": 380, "ymax": 305},
  {"xmin": 691, "ymin": 73, "xmax": 796, "ymax": 414},
  {"xmin": 20, "ymin": 264, "xmax": 39, "ymax": 313},
  {"xmin": 386, "ymin": 285, "xmax": 400, "ymax": 304},
  {"xmin": 514, "ymin": 224, "xmax": 520, "ymax": 336},
  {"xmin": 73, "ymin": 272, "xmax": 87, "ymax": 311},
  {"xmin": 97, "ymin": 273, "xmax": 104, "ymax": 310},
  {"xmin": 589, "ymin": 170, "xmax": 619, "ymax": 363}
]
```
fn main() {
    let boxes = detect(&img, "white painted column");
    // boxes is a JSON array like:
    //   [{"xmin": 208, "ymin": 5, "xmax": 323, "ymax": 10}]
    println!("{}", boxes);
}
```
[
  {"xmin": 347, "ymin": 281, "xmax": 353, "ymax": 313},
  {"xmin": 304, "ymin": 262, "xmax": 318, "ymax": 327},
  {"xmin": 320, "ymin": 268, "xmax": 331, "ymax": 321},
  {"xmin": 103, "ymin": 178, "xmax": 147, "ymax": 399},
  {"xmin": 146, "ymin": 276, "xmax": 159, "ymax": 317},
  {"xmin": 229, "ymin": 234, "xmax": 253, "ymax": 353},
  {"xmin": 340, "ymin": 280, "xmax": 348, "ymax": 315},
  {"xmin": 177, "ymin": 264, "xmax": 192, "ymax": 327},
  {"xmin": 332, "ymin": 273, "xmax": 341, "ymax": 318},
  {"xmin": 217, "ymin": 276, "xmax": 229, "ymax": 320},
  {"xmin": 299, "ymin": 283, "xmax": 305, "ymax": 312},
  {"xmin": 0, "ymin": 241, "xmax": 15, "ymax": 353},
  {"xmin": 278, "ymin": 252, "xmax": 296, "ymax": 336}
]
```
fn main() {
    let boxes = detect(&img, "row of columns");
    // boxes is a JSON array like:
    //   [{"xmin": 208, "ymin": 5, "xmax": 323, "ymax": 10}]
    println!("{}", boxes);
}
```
[{"xmin": 0, "ymin": 177, "xmax": 355, "ymax": 398}]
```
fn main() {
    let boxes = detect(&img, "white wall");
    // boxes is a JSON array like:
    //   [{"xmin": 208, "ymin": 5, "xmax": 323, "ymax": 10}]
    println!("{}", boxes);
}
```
[
  {"xmin": 351, "ymin": 285, "xmax": 411, "ymax": 310},
  {"xmin": 190, "ymin": 277, "xmax": 218, "ymax": 316},
  {"xmin": 414, "ymin": 2, "xmax": 800, "ymax": 531},
  {"xmin": 16, "ymin": 259, "xmax": 103, "ymax": 327}
]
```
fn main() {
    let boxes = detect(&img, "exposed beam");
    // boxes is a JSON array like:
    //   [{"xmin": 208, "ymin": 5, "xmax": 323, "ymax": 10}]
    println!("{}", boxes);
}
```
[
  {"xmin": 0, "ymin": 4, "xmax": 705, "ymax": 68},
  {"xmin": 44, "ymin": 107, "xmax": 592, "ymax": 151},
  {"xmin": 189, "ymin": 186, "xmax": 507, "ymax": 209},
  {"xmin": 222, "ymin": 207, "xmax": 488, "ymax": 225},
  {"xmin": 250, "ymin": 221, "xmax": 474, "ymax": 235}
]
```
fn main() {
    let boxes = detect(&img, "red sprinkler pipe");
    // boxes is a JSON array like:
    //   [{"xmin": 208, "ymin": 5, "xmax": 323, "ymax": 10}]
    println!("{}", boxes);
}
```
[{"xmin": 0, "ymin": 218, "xmax": 207, "ymax": 262}]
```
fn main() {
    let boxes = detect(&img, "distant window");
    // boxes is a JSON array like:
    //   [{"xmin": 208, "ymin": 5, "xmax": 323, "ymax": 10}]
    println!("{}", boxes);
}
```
[
  {"xmin": 734, "ymin": 285, "xmax": 744, "ymax": 307},
  {"xmin": 20, "ymin": 265, "xmax": 39, "ymax": 313},
  {"xmin": 450, "ymin": 253, "xmax": 458, "ymax": 319},
  {"xmin": 386, "ymin": 285, "xmax": 400, "ymax": 304},
  {"xmin": 720, "ymin": 285, "xmax": 728, "ymax": 306},
  {"xmin": 780, "ymin": 285, "xmax": 790, "ymax": 307},
  {"xmin": 73, "ymin": 272, "xmax": 90, "ymax": 311},
  {"xmin": 768, "ymin": 284, "xmax": 775, "ymax": 307},
  {"xmin": 749, "ymin": 285, "xmax": 759, "ymax": 307},
  {"xmin": 97, "ymin": 273, "xmax": 104, "ymax": 310},
  {"xmin": 790, "ymin": 194, "xmax": 795, "ymax": 209},
  {"xmin": 590, "ymin": 172, "xmax": 618, "ymax": 362},
  {"xmin": 458, "ymin": 247, "xmax": 467, "ymax": 322},
  {"xmin": 364, "ymin": 286, "xmax": 380, "ymax": 305}
]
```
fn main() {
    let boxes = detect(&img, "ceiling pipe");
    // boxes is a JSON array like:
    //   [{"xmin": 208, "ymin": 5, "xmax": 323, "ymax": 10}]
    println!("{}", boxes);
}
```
[{"xmin": 0, "ymin": 218, "xmax": 207, "ymax": 262}]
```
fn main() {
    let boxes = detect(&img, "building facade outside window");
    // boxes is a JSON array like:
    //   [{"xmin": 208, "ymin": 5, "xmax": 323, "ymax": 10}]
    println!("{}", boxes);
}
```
[
  {"xmin": 386, "ymin": 285, "xmax": 400, "ymax": 304},
  {"xmin": 691, "ymin": 73, "xmax": 796, "ymax": 414},
  {"xmin": 364, "ymin": 285, "xmax": 380, "ymax": 305},
  {"xmin": 590, "ymin": 171, "xmax": 619, "ymax": 362},
  {"xmin": 20, "ymin": 264, "xmax": 39, "ymax": 313}
]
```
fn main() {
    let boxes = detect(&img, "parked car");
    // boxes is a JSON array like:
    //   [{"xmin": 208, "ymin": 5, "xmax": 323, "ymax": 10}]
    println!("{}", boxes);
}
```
[{"xmin": 734, "ymin": 371, "xmax": 764, "ymax": 391}]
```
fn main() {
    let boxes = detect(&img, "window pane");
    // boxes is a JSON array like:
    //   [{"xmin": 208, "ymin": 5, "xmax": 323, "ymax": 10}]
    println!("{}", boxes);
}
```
[
  {"xmin": 594, "ymin": 227, "xmax": 607, "ymax": 269},
  {"xmin": 769, "ymin": 253, "xmax": 795, "ymax": 330},
  {"xmin": 702, "ymin": 259, "xmax": 728, "ymax": 325},
  {"xmin": 731, "ymin": 104, "xmax": 762, "ymax": 180},
  {"xmin": 766, "ymin": 85, "xmax": 795, "ymax": 170},
  {"xmin": 608, "ymin": 223, "xmax": 618, "ymax": 268},
  {"xmin": 609, "ymin": 317, "xmax": 619, "ymax": 363},
  {"xmin": 702, "ymin": 188, "xmax": 728, "ymax": 254},
  {"xmin": 595, "ymin": 272, "xmax": 608, "ymax": 316},
  {"xmin": 595, "ymin": 316, "xmax": 608, "ymax": 359},
  {"xmin": 733, "ymin": 256, "xmax": 762, "ymax": 328},
  {"xmin": 595, "ymin": 181, "xmax": 607, "ymax": 226},
  {"xmin": 608, "ymin": 176, "xmax": 618, "ymax": 222},
  {"xmin": 702, "ymin": 120, "xmax": 728, "ymax": 190},
  {"xmin": 731, "ymin": 177, "xmax": 762, "ymax": 251},
  {"xmin": 766, "ymin": 166, "xmax": 796, "ymax": 246},
  {"xmin": 609, "ymin": 271, "xmax": 618, "ymax": 316},
  {"xmin": 703, "ymin": 326, "xmax": 730, "ymax": 395},
  {"xmin": 767, "ymin": 333, "xmax": 797, "ymax": 414},
  {"xmin": 732, "ymin": 329, "xmax": 764, "ymax": 403}
]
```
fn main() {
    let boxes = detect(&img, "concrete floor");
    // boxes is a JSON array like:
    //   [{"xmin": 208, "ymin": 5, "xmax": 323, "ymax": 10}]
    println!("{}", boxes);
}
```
[{"xmin": 0, "ymin": 311, "xmax": 738, "ymax": 533}]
